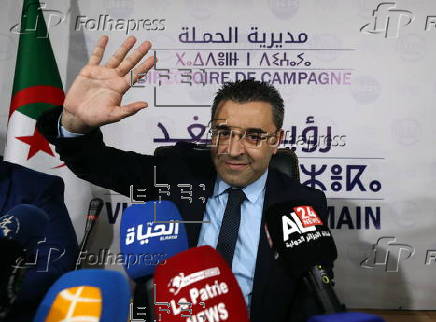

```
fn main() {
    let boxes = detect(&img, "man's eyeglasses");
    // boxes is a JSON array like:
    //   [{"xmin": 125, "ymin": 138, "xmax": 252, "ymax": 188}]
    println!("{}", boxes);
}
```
[{"xmin": 209, "ymin": 125, "xmax": 280, "ymax": 148}]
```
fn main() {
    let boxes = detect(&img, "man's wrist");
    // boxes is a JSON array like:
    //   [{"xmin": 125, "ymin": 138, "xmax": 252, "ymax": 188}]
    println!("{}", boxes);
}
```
[
  {"xmin": 61, "ymin": 109, "xmax": 94, "ymax": 134},
  {"xmin": 57, "ymin": 114, "xmax": 83, "ymax": 138}
]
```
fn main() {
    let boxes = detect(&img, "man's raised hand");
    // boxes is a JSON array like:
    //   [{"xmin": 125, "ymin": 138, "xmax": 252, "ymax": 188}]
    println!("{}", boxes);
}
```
[{"xmin": 61, "ymin": 35, "xmax": 156, "ymax": 133}]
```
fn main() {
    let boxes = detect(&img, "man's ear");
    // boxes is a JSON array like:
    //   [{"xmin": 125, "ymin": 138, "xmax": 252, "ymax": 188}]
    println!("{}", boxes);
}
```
[{"xmin": 272, "ymin": 129, "xmax": 284, "ymax": 154}]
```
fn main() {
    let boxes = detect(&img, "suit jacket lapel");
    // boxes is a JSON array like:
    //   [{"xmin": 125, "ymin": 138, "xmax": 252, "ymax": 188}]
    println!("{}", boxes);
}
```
[
  {"xmin": 177, "ymin": 159, "xmax": 216, "ymax": 248},
  {"xmin": 250, "ymin": 169, "xmax": 301, "ymax": 319},
  {"xmin": 250, "ymin": 168, "xmax": 282, "ymax": 318}
]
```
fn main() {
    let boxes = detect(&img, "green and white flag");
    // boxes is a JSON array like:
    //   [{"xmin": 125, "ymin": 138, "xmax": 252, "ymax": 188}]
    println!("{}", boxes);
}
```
[
  {"xmin": 4, "ymin": 0, "xmax": 92, "ymax": 241},
  {"xmin": 5, "ymin": 0, "xmax": 64, "ymax": 164}
]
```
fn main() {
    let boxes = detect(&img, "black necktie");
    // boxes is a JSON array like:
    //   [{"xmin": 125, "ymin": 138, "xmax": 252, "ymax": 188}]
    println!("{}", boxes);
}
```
[{"xmin": 216, "ymin": 188, "xmax": 246, "ymax": 268}]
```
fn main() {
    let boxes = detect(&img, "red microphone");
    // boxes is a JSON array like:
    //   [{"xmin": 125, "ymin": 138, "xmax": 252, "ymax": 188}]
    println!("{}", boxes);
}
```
[{"xmin": 153, "ymin": 246, "xmax": 249, "ymax": 322}]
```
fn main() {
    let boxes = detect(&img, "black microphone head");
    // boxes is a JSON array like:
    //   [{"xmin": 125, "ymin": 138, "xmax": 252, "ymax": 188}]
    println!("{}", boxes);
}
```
[
  {"xmin": 84, "ymin": 198, "xmax": 103, "ymax": 232},
  {"xmin": 265, "ymin": 201, "xmax": 337, "ymax": 277}
]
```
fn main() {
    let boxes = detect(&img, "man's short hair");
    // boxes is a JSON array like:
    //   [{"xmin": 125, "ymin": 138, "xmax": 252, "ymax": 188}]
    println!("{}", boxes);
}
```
[{"xmin": 211, "ymin": 80, "xmax": 285, "ymax": 129}]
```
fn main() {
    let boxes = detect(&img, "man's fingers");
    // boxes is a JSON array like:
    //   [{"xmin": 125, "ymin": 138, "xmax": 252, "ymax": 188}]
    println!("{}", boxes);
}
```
[
  {"xmin": 88, "ymin": 35, "xmax": 109, "ymax": 65},
  {"xmin": 117, "ymin": 41, "xmax": 152, "ymax": 76},
  {"xmin": 125, "ymin": 56, "xmax": 157, "ymax": 85},
  {"xmin": 109, "ymin": 102, "xmax": 149, "ymax": 122},
  {"xmin": 105, "ymin": 36, "xmax": 136, "ymax": 69}
]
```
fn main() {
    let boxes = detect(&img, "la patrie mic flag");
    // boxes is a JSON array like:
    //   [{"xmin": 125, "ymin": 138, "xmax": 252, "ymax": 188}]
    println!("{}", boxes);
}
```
[{"xmin": 4, "ymin": 0, "xmax": 92, "ymax": 241}]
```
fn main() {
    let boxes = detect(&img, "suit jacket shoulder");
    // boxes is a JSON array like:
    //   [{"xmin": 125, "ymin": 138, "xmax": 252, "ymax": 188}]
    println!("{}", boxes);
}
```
[
  {"xmin": 0, "ymin": 161, "xmax": 78, "ymax": 321},
  {"xmin": 249, "ymin": 168, "xmax": 330, "ymax": 322},
  {"xmin": 0, "ymin": 161, "xmax": 64, "ymax": 209},
  {"xmin": 264, "ymin": 168, "xmax": 328, "ymax": 222},
  {"xmin": 36, "ymin": 109, "xmax": 216, "ymax": 200}
]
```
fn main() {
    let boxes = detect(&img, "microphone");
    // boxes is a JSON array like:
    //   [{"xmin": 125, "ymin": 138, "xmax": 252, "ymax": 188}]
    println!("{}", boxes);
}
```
[
  {"xmin": 120, "ymin": 201, "xmax": 189, "ymax": 279},
  {"xmin": 265, "ymin": 201, "xmax": 344, "ymax": 314},
  {"xmin": 0, "ymin": 204, "xmax": 49, "ymax": 249},
  {"xmin": 84, "ymin": 198, "xmax": 104, "ymax": 235},
  {"xmin": 75, "ymin": 198, "xmax": 103, "ymax": 270},
  {"xmin": 119, "ymin": 201, "xmax": 189, "ymax": 321},
  {"xmin": 0, "ymin": 204, "xmax": 49, "ymax": 319},
  {"xmin": 33, "ymin": 269, "xmax": 131, "ymax": 322},
  {"xmin": 153, "ymin": 245, "xmax": 249, "ymax": 322},
  {"xmin": 308, "ymin": 312, "xmax": 385, "ymax": 322}
]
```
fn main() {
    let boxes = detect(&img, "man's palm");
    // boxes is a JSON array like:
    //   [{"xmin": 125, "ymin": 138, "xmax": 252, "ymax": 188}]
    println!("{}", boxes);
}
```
[{"xmin": 62, "ymin": 36, "xmax": 156, "ymax": 133}]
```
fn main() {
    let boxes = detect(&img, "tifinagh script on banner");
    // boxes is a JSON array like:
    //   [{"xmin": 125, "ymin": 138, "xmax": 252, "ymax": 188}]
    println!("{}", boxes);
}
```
[{"xmin": 131, "ymin": 26, "xmax": 353, "ymax": 86}]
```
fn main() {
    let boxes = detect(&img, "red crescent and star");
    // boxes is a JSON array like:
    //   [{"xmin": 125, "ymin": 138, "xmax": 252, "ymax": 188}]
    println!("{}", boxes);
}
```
[{"xmin": 9, "ymin": 85, "xmax": 65, "ymax": 165}]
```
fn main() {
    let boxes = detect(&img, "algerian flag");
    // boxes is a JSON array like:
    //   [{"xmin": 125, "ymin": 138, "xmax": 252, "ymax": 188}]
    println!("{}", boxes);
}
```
[
  {"xmin": 4, "ymin": 0, "xmax": 91, "ymax": 242},
  {"xmin": 5, "ymin": 0, "xmax": 64, "ymax": 163}
]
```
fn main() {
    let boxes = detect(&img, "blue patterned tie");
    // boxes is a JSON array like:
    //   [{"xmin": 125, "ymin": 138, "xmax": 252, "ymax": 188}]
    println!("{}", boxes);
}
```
[{"xmin": 216, "ymin": 188, "xmax": 246, "ymax": 268}]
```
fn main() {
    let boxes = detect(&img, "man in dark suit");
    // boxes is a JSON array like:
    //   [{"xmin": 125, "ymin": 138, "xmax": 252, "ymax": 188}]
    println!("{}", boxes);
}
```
[
  {"xmin": 37, "ymin": 35, "xmax": 332, "ymax": 321},
  {"xmin": 0, "ymin": 160, "xmax": 78, "ymax": 321}
]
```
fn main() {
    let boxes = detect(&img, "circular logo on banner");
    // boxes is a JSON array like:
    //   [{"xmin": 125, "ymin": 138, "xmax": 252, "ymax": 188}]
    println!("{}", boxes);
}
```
[
  {"xmin": 390, "ymin": 201, "xmax": 418, "ymax": 228},
  {"xmin": 391, "ymin": 118, "xmax": 421, "ymax": 146},
  {"xmin": 350, "ymin": 75, "xmax": 381, "ymax": 105},
  {"xmin": 396, "ymin": 34, "xmax": 427, "ymax": 62},
  {"xmin": 103, "ymin": 0, "xmax": 135, "ymax": 19},
  {"xmin": 310, "ymin": 34, "xmax": 344, "ymax": 62},
  {"xmin": 184, "ymin": 0, "xmax": 220, "ymax": 20},
  {"xmin": 268, "ymin": 0, "xmax": 299, "ymax": 19}
]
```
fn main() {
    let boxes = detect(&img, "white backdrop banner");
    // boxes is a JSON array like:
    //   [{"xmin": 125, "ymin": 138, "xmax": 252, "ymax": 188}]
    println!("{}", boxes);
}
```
[{"xmin": 0, "ymin": 0, "xmax": 435, "ymax": 310}]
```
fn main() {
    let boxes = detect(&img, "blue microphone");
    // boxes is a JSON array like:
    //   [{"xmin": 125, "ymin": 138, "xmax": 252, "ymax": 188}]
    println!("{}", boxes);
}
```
[
  {"xmin": 119, "ymin": 201, "xmax": 189, "ymax": 279},
  {"xmin": 0, "ymin": 204, "xmax": 49, "ymax": 318},
  {"xmin": 33, "ymin": 269, "xmax": 131, "ymax": 322},
  {"xmin": 308, "ymin": 312, "xmax": 385, "ymax": 322},
  {"xmin": 0, "ymin": 204, "xmax": 49, "ymax": 249},
  {"xmin": 120, "ymin": 201, "xmax": 189, "ymax": 321}
]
